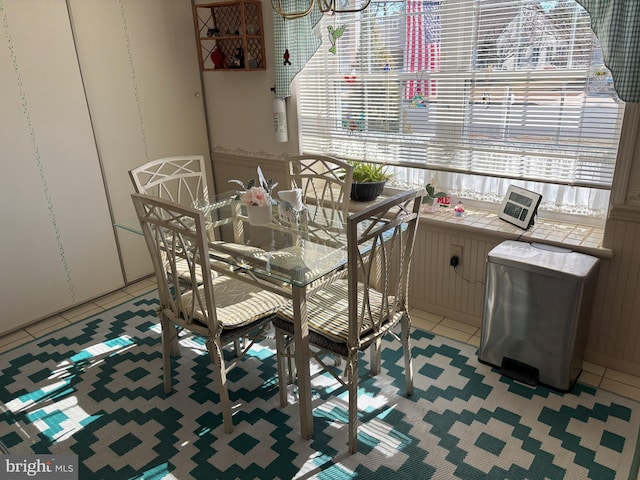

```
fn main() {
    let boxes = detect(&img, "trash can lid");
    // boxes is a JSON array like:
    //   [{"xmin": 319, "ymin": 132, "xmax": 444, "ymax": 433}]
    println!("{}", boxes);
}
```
[{"xmin": 488, "ymin": 240, "xmax": 599, "ymax": 280}]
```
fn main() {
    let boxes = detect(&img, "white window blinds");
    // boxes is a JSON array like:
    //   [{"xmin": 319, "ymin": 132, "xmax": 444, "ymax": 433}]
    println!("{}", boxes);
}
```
[{"xmin": 296, "ymin": 0, "xmax": 625, "ymax": 199}]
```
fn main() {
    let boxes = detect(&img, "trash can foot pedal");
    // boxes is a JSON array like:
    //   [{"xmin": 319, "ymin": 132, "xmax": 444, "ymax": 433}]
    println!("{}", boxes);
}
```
[{"xmin": 500, "ymin": 357, "xmax": 539, "ymax": 386}]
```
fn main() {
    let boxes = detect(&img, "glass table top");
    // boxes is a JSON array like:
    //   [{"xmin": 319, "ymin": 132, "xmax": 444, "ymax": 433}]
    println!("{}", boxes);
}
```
[{"xmin": 118, "ymin": 191, "xmax": 349, "ymax": 288}]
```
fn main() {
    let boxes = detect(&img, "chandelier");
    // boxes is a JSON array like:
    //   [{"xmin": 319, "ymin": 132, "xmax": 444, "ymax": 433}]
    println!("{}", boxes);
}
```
[{"xmin": 271, "ymin": 0, "xmax": 371, "ymax": 20}]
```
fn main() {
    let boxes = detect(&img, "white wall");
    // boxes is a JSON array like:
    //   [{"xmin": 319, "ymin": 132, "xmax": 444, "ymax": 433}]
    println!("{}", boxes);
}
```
[{"xmin": 195, "ymin": 0, "xmax": 299, "ymax": 157}]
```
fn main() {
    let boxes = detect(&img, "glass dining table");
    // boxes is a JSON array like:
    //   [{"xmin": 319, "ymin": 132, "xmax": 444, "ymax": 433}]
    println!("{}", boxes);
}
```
[{"xmin": 117, "ymin": 191, "xmax": 350, "ymax": 440}]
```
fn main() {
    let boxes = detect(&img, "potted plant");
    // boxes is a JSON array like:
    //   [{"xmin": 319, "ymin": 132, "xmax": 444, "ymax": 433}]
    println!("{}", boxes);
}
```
[
  {"xmin": 349, "ymin": 161, "xmax": 394, "ymax": 201},
  {"xmin": 422, "ymin": 178, "xmax": 447, "ymax": 212}
]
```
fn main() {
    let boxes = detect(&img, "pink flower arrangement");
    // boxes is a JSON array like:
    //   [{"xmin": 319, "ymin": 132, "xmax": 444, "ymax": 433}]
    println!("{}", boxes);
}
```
[
  {"xmin": 240, "ymin": 186, "xmax": 271, "ymax": 207},
  {"xmin": 229, "ymin": 166, "xmax": 277, "ymax": 207}
]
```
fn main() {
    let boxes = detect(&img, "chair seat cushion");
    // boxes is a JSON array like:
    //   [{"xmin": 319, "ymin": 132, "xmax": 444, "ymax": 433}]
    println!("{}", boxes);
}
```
[
  {"xmin": 174, "ymin": 259, "xmax": 206, "ymax": 284},
  {"xmin": 174, "ymin": 258, "xmax": 234, "ymax": 285},
  {"xmin": 275, "ymin": 279, "xmax": 399, "ymax": 348},
  {"xmin": 181, "ymin": 275, "xmax": 287, "ymax": 329}
]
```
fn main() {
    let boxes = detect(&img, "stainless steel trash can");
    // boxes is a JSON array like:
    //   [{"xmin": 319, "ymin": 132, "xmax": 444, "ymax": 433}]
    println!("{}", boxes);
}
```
[{"xmin": 478, "ymin": 240, "xmax": 599, "ymax": 391}]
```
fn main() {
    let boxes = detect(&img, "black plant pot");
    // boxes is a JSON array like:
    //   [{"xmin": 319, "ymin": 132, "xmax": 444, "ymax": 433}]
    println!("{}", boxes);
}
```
[{"xmin": 350, "ymin": 181, "xmax": 386, "ymax": 202}]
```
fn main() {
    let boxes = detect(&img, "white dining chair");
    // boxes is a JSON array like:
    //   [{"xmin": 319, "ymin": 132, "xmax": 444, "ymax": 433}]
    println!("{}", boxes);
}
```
[
  {"xmin": 273, "ymin": 187, "xmax": 425, "ymax": 453},
  {"xmin": 286, "ymin": 154, "xmax": 353, "ymax": 219},
  {"xmin": 129, "ymin": 155, "xmax": 246, "ymax": 355},
  {"xmin": 131, "ymin": 193, "xmax": 287, "ymax": 434},
  {"xmin": 129, "ymin": 156, "xmax": 213, "ymax": 282},
  {"xmin": 281, "ymin": 155, "xmax": 355, "ymax": 374}
]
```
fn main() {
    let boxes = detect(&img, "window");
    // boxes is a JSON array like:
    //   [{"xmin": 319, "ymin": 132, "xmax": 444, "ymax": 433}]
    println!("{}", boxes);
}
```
[{"xmin": 296, "ymin": 0, "xmax": 625, "ymax": 218}]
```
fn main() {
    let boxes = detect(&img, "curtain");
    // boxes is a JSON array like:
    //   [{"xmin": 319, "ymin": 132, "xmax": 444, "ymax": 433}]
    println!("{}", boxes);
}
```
[
  {"xmin": 576, "ymin": 0, "xmax": 640, "ymax": 103},
  {"xmin": 272, "ymin": 8, "xmax": 322, "ymax": 98}
]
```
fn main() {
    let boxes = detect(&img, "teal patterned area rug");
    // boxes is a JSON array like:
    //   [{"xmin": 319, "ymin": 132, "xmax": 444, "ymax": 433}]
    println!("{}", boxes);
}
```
[{"xmin": 1, "ymin": 291, "xmax": 639, "ymax": 479}]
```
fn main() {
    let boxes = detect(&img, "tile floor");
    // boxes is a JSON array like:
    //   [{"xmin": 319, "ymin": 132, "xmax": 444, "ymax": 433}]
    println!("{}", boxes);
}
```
[
  {"xmin": 2, "ymin": 278, "xmax": 640, "ymax": 477},
  {"xmin": 3, "ymin": 278, "xmax": 640, "ymax": 404}
]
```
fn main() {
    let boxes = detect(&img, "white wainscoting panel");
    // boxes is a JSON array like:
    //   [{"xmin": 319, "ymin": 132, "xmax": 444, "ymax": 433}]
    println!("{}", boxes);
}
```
[
  {"xmin": 586, "ymin": 211, "xmax": 640, "ymax": 374},
  {"xmin": 410, "ymin": 225, "xmax": 498, "ymax": 326}
]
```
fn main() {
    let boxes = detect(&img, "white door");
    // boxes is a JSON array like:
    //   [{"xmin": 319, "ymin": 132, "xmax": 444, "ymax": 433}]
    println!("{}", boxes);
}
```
[
  {"xmin": 68, "ymin": 0, "xmax": 212, "ymax": 282},
  {"xmin": 0, "ymin": 0, "xmax": 124, "ymax": 334}
]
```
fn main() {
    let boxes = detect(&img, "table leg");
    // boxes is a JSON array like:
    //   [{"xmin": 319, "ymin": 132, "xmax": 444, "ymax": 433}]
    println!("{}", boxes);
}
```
[{"xmin": 292, "ymin": 285, "xmax": 313, "ymax": 439}]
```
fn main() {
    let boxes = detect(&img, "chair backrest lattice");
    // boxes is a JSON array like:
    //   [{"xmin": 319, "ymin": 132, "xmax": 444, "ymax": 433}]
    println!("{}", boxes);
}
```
[
  {"xmin": 346, "ymin": 188, "xmax": 424, "ymax": 349},
  {"xmin": 129, "ymin": 155, "xmax": 209, "ymax": 206},
  {"xmin": 287, "ymin": 155, "xmax": 353, "ymax": 217},
  {"xmin": 131, "ymin": 193, "xmax": 217, "ymax": 334},
  {"xmin": 130, "ymin": 155, "xmax": 219, "ymax": 250}
]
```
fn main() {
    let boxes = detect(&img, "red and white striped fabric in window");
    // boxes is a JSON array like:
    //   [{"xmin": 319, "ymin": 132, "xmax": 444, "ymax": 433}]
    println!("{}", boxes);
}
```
[{"xmin": 404, "ymin": 0, "xmax": 441, "ymax": 101}]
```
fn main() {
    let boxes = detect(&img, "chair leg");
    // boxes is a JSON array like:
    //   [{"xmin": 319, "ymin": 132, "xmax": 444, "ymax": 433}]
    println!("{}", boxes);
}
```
[
  {"xmin": 169, "ymin": 328, "xmax": 181, "ymax": 357},
  {"xmin": 401, "ymin": 314, "xmax": 414, "ymax": 396},
  {"xmin": 160, "ymin": 318, "xmax": 174, "ymax": 394},
  {"xmin": 286, "ymin": 337, "xmax": 296, "ymax": 384},
  {"xmin": 234, "ymin": 338, "xmax": 242, "ymax": 357},
  {"xmin": 369, "ymin": 338, "xmax": 381, "ymax": 375},
  {"xmin": 347, "ymin": 353, "xmax": 359, "ymax": 454},
  {"xmin": 275, "ymin": 328, "xmax": 289, "ymax": 407},
  {"xmin": 206, "ymin": 338, "xmax": 234, "ymax": 434}
]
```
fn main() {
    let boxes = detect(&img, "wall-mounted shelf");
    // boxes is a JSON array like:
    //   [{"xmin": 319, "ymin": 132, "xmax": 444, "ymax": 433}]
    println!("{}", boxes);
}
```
[{"xmin": 193, "ymin": 0, "xmax": 266, "ymax": 72}]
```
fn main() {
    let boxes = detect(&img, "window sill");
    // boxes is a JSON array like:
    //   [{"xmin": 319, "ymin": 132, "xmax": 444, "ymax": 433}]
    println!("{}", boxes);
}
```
[
  {"xmin": 349, "ymin": 188, "xmax": 611, "ymax": 258},
  {"xmin": 420, "ymin": 205, "xmax": 610, "ymax": 258}
]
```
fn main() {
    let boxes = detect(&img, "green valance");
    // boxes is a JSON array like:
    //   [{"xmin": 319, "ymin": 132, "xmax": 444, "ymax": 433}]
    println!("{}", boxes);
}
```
[
  {"xmin": 272, "ymin": 10, "xmax": 322, "ymax": 99},
  {"xmin": 577, "ymin": 0, "xmax": 640, "ymax": 103}
]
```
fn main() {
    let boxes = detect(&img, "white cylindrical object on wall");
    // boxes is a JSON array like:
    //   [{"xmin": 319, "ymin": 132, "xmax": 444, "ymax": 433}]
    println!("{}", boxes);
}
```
[{"xmin": 273, "ymin": 96, "xmax": 288, "ymax": 143}]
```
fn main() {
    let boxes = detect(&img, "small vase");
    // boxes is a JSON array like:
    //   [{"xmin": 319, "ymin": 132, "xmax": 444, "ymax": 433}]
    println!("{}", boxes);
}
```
[
  {"xmin": 211, "ymin": 47, "xmax": 225, "ymax": 69},
  {"xmin": 422, "ymin": 202, "xmax": 439, "ymax": 214},
  {"xmin": 247, "ymin": 204, "xmax": 272, "ymax": 225}
]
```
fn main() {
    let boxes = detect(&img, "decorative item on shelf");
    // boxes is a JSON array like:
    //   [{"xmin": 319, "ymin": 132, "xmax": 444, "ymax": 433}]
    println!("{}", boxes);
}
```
[
  {"xmin": 232, "ymin": 47, "xmax": 245, "ymax": 68},
  {"xmin": 211, "ymin": 47, "xmax": 225, "ymax": 69},
  {"xmin": 349, "ymin": 160, "xmax": 394, "ymax": 202},
  {"xmin": 437, "ymin": 195, "xmax": 452, "ymax": 207},
  {"xmin": 247, "ymin": 52, "xmax": 259, "ymax": 69},
  {"xmin": 229, "ymin": 167, "xmax": 278, "ymax": 225},
  {"xmin": 454, "ymin": 201, "xmax": 465, "ymax": 217},
  {"xmin": 422, "ymin": 178, "xmax": 447, "ymax": 213}
]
